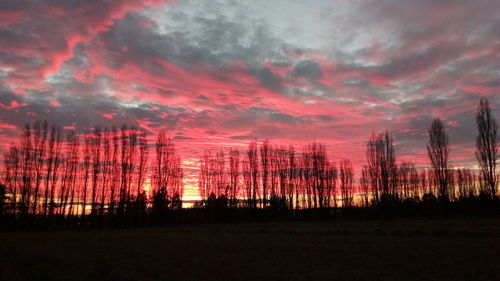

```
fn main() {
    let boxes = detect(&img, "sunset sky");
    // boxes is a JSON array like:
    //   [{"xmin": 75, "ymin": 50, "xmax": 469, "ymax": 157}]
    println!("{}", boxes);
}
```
[{"xmin": 0, "ymin": 0, "xmax": 499, "ymax": 198}]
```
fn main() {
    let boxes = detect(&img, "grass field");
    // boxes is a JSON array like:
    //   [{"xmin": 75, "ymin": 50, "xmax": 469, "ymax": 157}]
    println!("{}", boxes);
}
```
[{"xmin": 1, "ymin": 218, "xmax": 500, "ymax": 281}]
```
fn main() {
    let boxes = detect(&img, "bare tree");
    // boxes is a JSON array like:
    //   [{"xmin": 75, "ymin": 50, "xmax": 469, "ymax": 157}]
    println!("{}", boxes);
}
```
[
  {"xmin": 118, "ymin": 125, "xmax": 129, "ymax": 217},
  {"xmin": 247, "ymin": 140, "xmax": 259, "ymax": 208},
  {"xmin": 304, "ymin": 143, "xmax": 329, "ymax": 208},
  {"xmin": 457, "ymin": 168, "xmax": 474, "ymax": 200},
  {"xmin": 215, "ymin": 150, "xmax": 226, "ymax": 197},
  {"xmin": 99, "ymin": 128, "xmax": 111, "ymax": 218},
  {"xmin": 31, "ymin": 121, "xmax": 48, "ymax": 216},
  {"xmin": 242, "ymin": 159, "xmax": 252, "ymax": 208},
  {"xmin": 339, "ymin": 158, "xmax": 354, "ymax": 208},
  {"xmin": 448, "ymin": 169, "xmax": 456, "ymax": 201},
  {"xmin": 270, "ymin": 147, "xmax": 279, "ymax": 201},
  {"xmin": 4, "ymin": 145, "xmax": 20, "ymax": 214},
  {"xmin": 367, "ymin": 131, "xmax": 398, "ymax": 203},
  {"xmin": 427, "ymin": 118, "xmax": 451, "ymax": 202},
  {"xmin": 326, "ymin": 162, "xmax": 338, "ymax": 208},
  {"xmin": 89, "ymin": 126, "xmax": 102, "ymax": 218},
  {"xmin": 198, "ymin": 149, "xmax": 225, "ymax": 202},
  {"xmin": 409, "ymin": 165, "xmax": 420, "ymax": 199},
  {"xmin": 300, "ymin": 147, "xmax": 313, "ymax": 209},
  {"xmin": 399, "ymin": 162, "xmax": 417, "ymax": 200},
  {"xmin": 360, "ymin": 166, "xmax": 370, "ymax": 207},
  {"xmin": 47, "ymin": 125, "xmax": 63, "ymax": 219},
  {"xmin": 198, "ymin": 150, "xmax": 210, "ymax": 203},
  {"xmin": 260, "ymin": 139, "xmax": 270, "ymax": 208},
  {"xmin": 81, "ymin": 132, "xmax": 91, "ymax": 219},
  {"xmin": 229, "ymin": 149, "xmax": 240, "ymax": 207},
  {"xmin": 126, "ymin": 127, "xmax": 138, "ymax": 212},
  {"xmin": 153, "ymin": 132, "xmax": 183, "ymax": 212},
  {"xmin": 0, "ymin": 182, "xmax": 6, "ymax": 218},
  {"xmin": 118, "ymin": 124, "xmax": 138, "ymax": 217},
  {"xmin": 288, "ymin": 146, "xmax": 297, "ymax": 209},
  {"xmin": 42, "ymin": 125, "xmax": 56, "ymax": 216},
  {"xmin": 475, "ymin": 97, "xmax": 497, "ymax": 198},
  {"xmin": 60, "ymin": 130, "xmax": 79, "ymax": 219},
  {"xmin": 136, "ymin": 133, "xmax": 149, "ymax": 204},
  {"xmin": 276, "ymin": 146, "xmax": 290, "ymax": 207},
  {"xmin": 419, "ymin": 170, "xmax": 428, "ymax": 196},
  {"xmin": 109, "ymin": 127, "xmax": 120, "ymax": 216}
]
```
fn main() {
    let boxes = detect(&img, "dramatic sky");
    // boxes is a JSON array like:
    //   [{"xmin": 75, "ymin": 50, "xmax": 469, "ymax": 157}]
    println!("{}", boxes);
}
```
[{"xmin": 1, "ymin": 0, "xmax": 499, "ymax": 198}]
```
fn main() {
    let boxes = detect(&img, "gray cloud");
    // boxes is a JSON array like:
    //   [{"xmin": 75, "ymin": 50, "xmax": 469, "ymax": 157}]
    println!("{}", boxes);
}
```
[{"xmin": 291, "ymin": 60, "xmax": 323, "ymax": 80}]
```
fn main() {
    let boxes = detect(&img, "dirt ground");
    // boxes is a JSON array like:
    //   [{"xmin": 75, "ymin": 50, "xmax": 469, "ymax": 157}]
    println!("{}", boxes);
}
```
[{"xmin": 1, "ymin": 218, "xmax": 499, "ymax": 281}]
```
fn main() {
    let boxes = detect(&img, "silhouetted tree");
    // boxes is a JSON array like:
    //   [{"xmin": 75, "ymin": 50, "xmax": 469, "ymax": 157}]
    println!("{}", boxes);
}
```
[
  {"xmin": 247, "ymin": 140, "xmax": 259, "ymax": 208},
  {"xmin": 288, "ymin": 145, "xmax": 297, "ymax": 209},
  {"xmin": 3, "ymin": 113, "xmax": 500, "ymax": 229},
  {"xmin": 427, "ymin": 118, "xmax": 451, "ymax": 202},
  {"xmin": 419, "ymin": 170, "xmax": 428, "ymax": 197},
  {"xmin": 199, "ymin": 150, "xmax": 210, "ymax": 203},
  {"xmin": 118, "ymin": 124, "xmax": 138, "ymax": 218},
  {"xmin": 98, "ymin": 128, "xmax": 111, "ymax": 219},
  {"xmin": 152, "ymin": 132, "xmax": 183, "ymax": 214},
  {"xmin": 19, "ymin": 124, "xmax": 33, "ymax": 218},
  {"xmin": 4, "ymin": 145, "xmax": 20, "ymax": 215},
  {"xmin": 426, "ymin": 169, "xmax": 436, "ymax": 196},
  {"xmin": 399, "ymin": 162, "xmax": 418, "ymax": 200},
  {"xmin": 0, "ymin": 183, "xmax": 6, "ymax": 220},
  {"xmin": 229, "ymin": 149, "xmax": 240, "ymax": 207},
  {"xmin": 81, "ymin": 133, "xmax": 91, "ymax": 220},
  {"xmin": 215, "ymin": 150, "xmax": 226, "ymax": 197},
  {"xmin": 300, "ymin": 145, "xmax": 312, "ymax": 208},
  {"xmin": 270, "ymin": 147, "xmax": 279, "ymax": 201},
  {"xmin": 109, "ymin": 127, "xmax": 120, "ymax": 216},
  {"xmin": 260, "ymin": 139, "xmax": 270, "ymax": 208},
  {"xmin": 304, "ymin": 143, "xmax": 329, "ymax": 208},
  {"xmin": 276, "ymin": 146, "xmax": 290, "ymax": 207},
  {"xmin": 340, "ymin": 159, "xmax": 354, "ymax": 208},
  {"xmin": 60, "ymin": 130, "xmax": 79, "ymax": 220},
  {"xmin": 367, "ymin": 131, "xmax": 398, "ymax": 204},
  {"xmin": 42, "ymin": 125, "xmax": 57, "ymax": 216},
  {"xmin": 199, "ymin": 149, "xmax": 225, "ymax": 203},
  {"xmin": 447, "ymin": 168, "xmax": 456, "ymax": 201},
  {"xmin": 31, "ymin": 121, "xmax": 48, "ymax": 216},
  {"xmin": 360, "ymin": 166, "xmax": 370, "ymax": 207},
  {"xmin": 326, "ymin": 162, "xmax": 338, "ymax": 208},
  {"xmin": 409, "ymin": 164, "xmax": 420, "ymax": 199},
  {"xmin": 135, "ymin": 133, "xmax": 149, "ymax": 219},
  {"xmin": 242, "ymin": 159, "xmax": 252, "ymax": 208},
  {"xmin": 475, "ymin": 97, "xmax": 497, "ymax": 198},
  {"xmin": 457, "ymin": 168, "xmax": 474, "ymax": 200},
  {"xmin": 46, "ymin": 125, "xmax": 63, "ymax": 219}
]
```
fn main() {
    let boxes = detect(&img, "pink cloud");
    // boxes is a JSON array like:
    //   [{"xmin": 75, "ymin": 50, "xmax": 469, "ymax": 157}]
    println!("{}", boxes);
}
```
[{"xmin": 0, "ymin": 0, "xmax": 172, "ymax": 89}]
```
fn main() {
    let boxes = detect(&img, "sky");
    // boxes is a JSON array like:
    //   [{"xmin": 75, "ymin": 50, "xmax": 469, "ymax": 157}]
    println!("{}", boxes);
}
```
[{"xmin": 0, "ymin": 0, "xmax": 499, "ymax": 198}]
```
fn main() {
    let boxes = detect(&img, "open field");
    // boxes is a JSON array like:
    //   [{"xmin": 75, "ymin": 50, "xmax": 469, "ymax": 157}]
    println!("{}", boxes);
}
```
[{"xmin": 1, "ymin": 218, "xmax": 500, "ymax": 281}]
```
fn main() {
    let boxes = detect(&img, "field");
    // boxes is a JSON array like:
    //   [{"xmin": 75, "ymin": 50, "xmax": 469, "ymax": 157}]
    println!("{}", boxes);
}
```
[{"xmin": 1, "ymin": 218, "xmax": 500, "ymax": 281}]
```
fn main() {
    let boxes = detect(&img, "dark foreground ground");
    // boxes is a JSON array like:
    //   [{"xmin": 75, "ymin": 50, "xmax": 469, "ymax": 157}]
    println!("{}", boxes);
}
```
[{"xmin": 1, "ymin": 218, "xmax": 500, "ymax": 281}]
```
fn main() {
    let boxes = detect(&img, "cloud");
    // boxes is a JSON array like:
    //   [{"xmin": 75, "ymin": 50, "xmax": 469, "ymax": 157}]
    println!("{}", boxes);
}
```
[
  {"xmin": 0, "ymin": 0, "xmax": 170, "ymax": 89},
  {"xmin": 1, "ymin": 0, "xmax": 499, "ymax": 188},
  {"xmin": 291, "ymin": 60, "xmax": 323, "ymax": 80}
]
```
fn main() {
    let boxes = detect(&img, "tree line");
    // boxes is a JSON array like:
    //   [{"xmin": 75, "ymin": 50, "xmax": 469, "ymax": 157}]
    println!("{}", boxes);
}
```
[
  {"xmin": 0, "ymin": 97, "xmax": 497, "ymax": 228},
  {"xmin": 197, "ymin": 97, "xmax": 497, "ymax": 210},
  {"xmin": 1, "ymin": 125, "xmax": 183, "ymax": 228}
]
